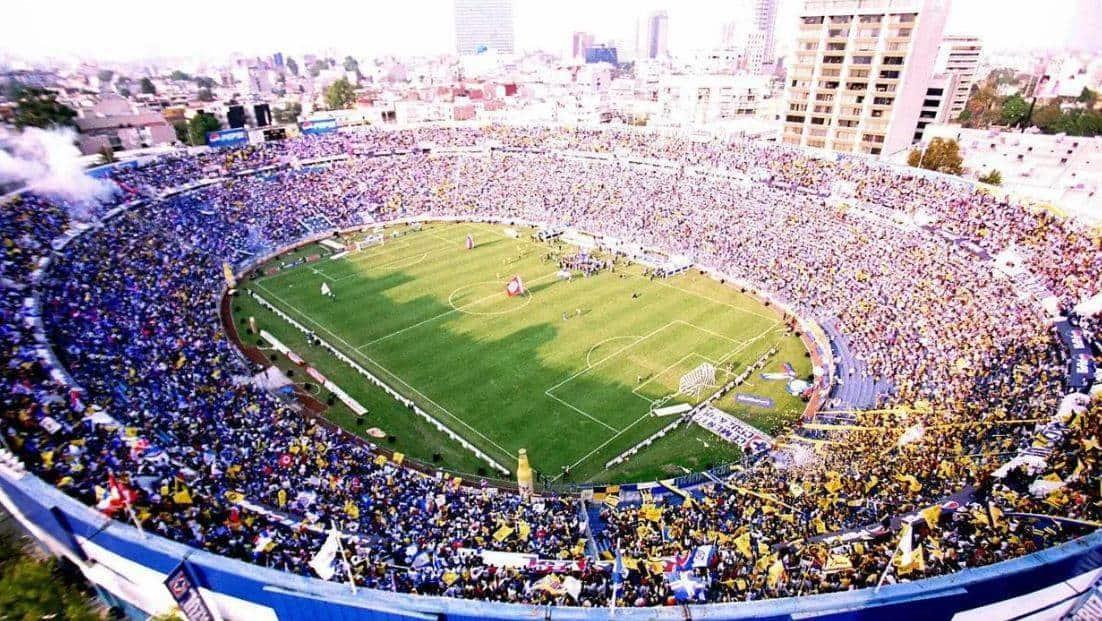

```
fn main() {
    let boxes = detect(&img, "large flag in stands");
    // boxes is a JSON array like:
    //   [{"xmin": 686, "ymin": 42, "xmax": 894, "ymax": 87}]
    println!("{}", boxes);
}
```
[{"xmin": 506, "ymin": 275, "xmax": 524, "ymax": 297}]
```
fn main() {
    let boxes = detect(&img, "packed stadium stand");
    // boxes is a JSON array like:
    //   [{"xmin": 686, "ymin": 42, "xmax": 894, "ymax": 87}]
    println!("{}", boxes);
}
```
[{"xmin": 0, "ymin": 124, "xmax": 1100, "ymax": 619}]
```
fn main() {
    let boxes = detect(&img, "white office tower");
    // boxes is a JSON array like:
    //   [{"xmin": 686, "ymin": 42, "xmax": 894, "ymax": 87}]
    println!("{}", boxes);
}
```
[
  {"xmin": 935, "ymin": 35, "xmax": 982, "ymax": 121},
  {"xmin": 782, "ymin": 0, "xmax": 949, "ymax": 157},
  {"xmin": 454, "ymin": 0, "xmax": 515, "ymax": 55}
]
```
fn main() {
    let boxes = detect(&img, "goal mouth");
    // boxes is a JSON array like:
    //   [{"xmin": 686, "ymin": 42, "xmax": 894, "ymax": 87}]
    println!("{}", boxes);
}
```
[{"xmin": 678, "ymin": 362, "xmax": 718, "ymax": 397}]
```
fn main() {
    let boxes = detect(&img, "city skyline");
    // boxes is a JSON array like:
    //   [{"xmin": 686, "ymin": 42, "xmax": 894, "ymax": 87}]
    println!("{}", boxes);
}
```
[{"xmin": 0, "ymin": 0, "xmax": 1094, "ymax": 64}]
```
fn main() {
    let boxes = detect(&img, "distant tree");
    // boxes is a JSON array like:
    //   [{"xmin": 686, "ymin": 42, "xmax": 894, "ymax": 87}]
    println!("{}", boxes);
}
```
[
  {"xmin": 907, "ymin": 137, "xmax": 963, "ymax": 175},
  {"xmin": 194, "ymin": 76, "xmax": 217, "ymax": 89},
  {"xmin": 173, "ymin": 120, "xmax": 189, "ymax": 143},
  {"xmin": 324, "ymin": 78, "xmax": 356, "ymax": 110},
  {"xmin": 170, "ymin": 70, "xmax": 191, "ymax": 81},
  {"xmin": 1000, "ymin": 94, "xmax": 1029, "ymax": 127},
  {"xmin": 1078, "ymin": 86, "xmax": 1098, "ymax": 106},
  {"xmin": 286, "ymin": 57, "xmax": 299, "ymax": 76},
  {"xmin": 309, "ymin": 59, "xmax": 328, "ymax": 77},
  {"xmin": 187, "ymin": 112, "xmax": 222, "ymax": 146},
  {"xmin": 343, "ymin": 55, "xmax": 360, "ymax": 74},
  {"xmin": 197, "ymin": 87, "xmax": 214, "ymax": 102},
  {"xmin": 97, "ymin": 145, "xmax": 116, "ymax": 164},
  {"xmin": 977, "ymin": 169, "xmax": 1002, "ymax": 186},
  {"xmin": 273, "ymin": 102, "xmax": 302, "ymax": 124},
  {"xmin": 117, "ymin": 86, "xmax": 131, "ymax": 98},
  {"xmin": 140, "ymin": 77, "xmax": 156, "ymax": 94},
  {"xmin": 956, "ymin": 108, "xmax": 972, "ymax": 123},
  {"xmin": 97, "ymin": 69, "xmax": 114, "ymax": 83},
  {"xmin": 12, "ymin": 87, "xmax": 76, "ymax": 129},
  {"xmin": 1031, "ymin": 104, "xmax": 1064, "ymax": 133}
]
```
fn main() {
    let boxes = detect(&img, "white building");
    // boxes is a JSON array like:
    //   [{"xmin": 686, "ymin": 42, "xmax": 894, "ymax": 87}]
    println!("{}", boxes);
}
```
[
  {"xmin": 637, "ymin": 11, "xmax": 669, "ymax": 60},
  {"xmin": 935, "ymin": 34, "xmax": 982, "ymax": 121},
  {"xmin": 782, "ymin": 0, "xmax": 949, "ymax": 157},
  {"xmin": 651, "ymin": 74, "xmax": 769, "ymax": 127},
  {"xmin": 454, "ymin": 0, "xmax": 515, "ymax": 55},
  {"xmin": 916, "ymin": 123, "xmax": 1102, "ymax": 224},
  {"xmin": 913, "ymin": 72, "xmax": 960, "ymax": 141}
]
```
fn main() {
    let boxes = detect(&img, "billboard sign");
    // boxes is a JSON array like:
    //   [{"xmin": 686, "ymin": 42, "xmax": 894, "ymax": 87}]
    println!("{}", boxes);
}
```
[
  {"xmin": 206, "ymin": 128, "xmax": 248, "ymax": 148},
  {"xmin": 300, "ymin": 118, "xmax": 338, "ymax": 135}
]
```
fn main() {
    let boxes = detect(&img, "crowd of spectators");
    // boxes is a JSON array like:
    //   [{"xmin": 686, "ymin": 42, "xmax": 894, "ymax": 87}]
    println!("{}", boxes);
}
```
[{"xmin": 0, "ymin": 125, "xmax": 1098, "ymax": 608}]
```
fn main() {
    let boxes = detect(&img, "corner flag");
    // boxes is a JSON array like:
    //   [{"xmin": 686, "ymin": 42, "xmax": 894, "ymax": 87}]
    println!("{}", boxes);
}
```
[
  {"xmin": 506, "ymin": 275, "xmax": 524, "ymax": 297},
  {"xmin": 466, "ymin": 234, "xmax": 474, "ymax": 250}
]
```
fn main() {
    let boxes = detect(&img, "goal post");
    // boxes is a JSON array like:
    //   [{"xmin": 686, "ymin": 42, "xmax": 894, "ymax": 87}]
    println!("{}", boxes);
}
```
[{"xmin": 678, "ymin": 362, "xmax": 717, "ymax": 397}]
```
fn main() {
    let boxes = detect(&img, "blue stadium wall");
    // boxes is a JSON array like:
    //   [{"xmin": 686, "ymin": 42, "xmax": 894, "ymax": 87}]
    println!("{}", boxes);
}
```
[{"xmin": 1, "ymin": 465, "xmax": 1100, "ymax": 620}]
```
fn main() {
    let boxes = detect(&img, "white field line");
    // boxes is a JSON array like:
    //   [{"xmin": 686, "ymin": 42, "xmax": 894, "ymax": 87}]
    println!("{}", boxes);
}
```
[
  {"xmin": 650, "ymin": 278, "xmax": 781, "ymax": 323},
  {"xmin": 253, "ymin": 281, "xmax": 517, "ymax": 460},
  {"xmin": 631, "ymin": 352, "xmax": 709, "ymax": 398},
  {"xmin": 356, "ymin": 270, "xmax": 558, "ymax": 349},
  {"xmin": 585, "ymin": 335, "xmax": 641, "ymax": 369},
  {"xmin": 550, "ymin": 319, "xmax": 783, "ymax": 478},
  {"xmin": 549, "ymin": 409, "xmax": 656, "ymax": 483},
  {"xmin": 544, "ymin": 321, "xmax": 679, "ymax": 395},
  {"xmin": 544, "ymin": 392, "xmax": 619, "ymax": 433}
]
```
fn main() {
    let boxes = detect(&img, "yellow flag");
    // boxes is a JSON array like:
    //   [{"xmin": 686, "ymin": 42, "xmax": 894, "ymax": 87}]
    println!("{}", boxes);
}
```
[
  {"xmin": 374, "ymin": 454, "xmax": 388, "ymax": 466},
  {"xmin": 988, "ymin": 502, "xmax": 1004, "ymax": 529},
  {"xmin": 492, "ymin": 525, "xmax": 514, "ymax": 542},
  {"xmin": 517, "ymin": 520, "xmax": 531, "ymax": 540},
  {"xmin": 865, "ymin": 475, "xmax": 879, "ymax": 493},
  {"xmin": 895, "ymin": 474, "xmax": 922, "ymax": 494},
  {"xmin": 919, "ymin": 505, "xmax": 941, "ymax": 529},
  {"xmin": 392, "ymin": 452, "xmax": 405, "ymax": 465},
  {"xmin": 224, "ymin": 490, "xmax": 245, "ymax": 504},
  {"xmin": 767, "ymin": 558, "xmax": 786, "ymax": 588},
  {"xmin": 824, "ymin": 554, "xmax": 853, "ymax": 573},
  {"xmin": 734, "ymin": 531, "xmax": 753, "ymax": 557}
]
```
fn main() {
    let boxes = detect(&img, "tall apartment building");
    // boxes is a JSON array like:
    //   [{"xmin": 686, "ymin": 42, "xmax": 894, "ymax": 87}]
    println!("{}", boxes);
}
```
[
  {"xmin": 753, "ymin": 0, "xmax": 779, "ymax": 66},
  {"xmin": 572, "ymin": 32, "xmax": 595, "ymax": 59},
  {"xmin": 454, "ymin": 0, "xmax": 515, "ymax": 55},
  {"xmin": 935, "ymin": 35, "xmax": 982, "ymax": 121},
  {"xmin": 637, "ymin": 11, "xmax": 669, "ymax": 60},
  {"xmin": 782, "ymin": 0, "xmax": 949, "ymax": 157}
]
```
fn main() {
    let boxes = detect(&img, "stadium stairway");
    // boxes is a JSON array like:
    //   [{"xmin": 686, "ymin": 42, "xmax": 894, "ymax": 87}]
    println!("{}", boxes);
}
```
[{"xmin": 820, "ymin": 319, "xmax": 894, "ymax": 411}]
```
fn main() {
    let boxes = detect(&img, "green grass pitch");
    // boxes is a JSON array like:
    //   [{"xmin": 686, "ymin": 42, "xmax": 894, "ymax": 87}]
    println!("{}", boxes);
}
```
[{"xmin": 233, "ymin": 222, "xmax": 811, "ymax": 484}]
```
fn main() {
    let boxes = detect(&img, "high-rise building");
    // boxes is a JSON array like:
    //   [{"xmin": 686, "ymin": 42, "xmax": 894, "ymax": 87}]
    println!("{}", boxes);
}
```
[
  {"xmin": 454, "ymin": 0, "xmax": 515, "ymax": 55},
  {"xmin": 782, "ymin": 0, "xmax": 949, "ymax": 156},
  {"xmin": 638, "ymin": 11, "xmax": 669, "ymax": 59},
  {"xmin": 935, "ymin": 35, "xmax": 982, "ymax": 121},
  {"xmin": 752, "ymin": 0, "xmax": 778, "ymax": 66},
  {"xmin": 572, "ymin": 32, "xmax": 595, "ymax": 59}
]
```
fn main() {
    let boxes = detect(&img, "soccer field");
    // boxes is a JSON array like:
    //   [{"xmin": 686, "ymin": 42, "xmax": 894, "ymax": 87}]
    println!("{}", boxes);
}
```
[{"xmin": 234, "ymin": 222, "xmax": 811, "ymax": 483}]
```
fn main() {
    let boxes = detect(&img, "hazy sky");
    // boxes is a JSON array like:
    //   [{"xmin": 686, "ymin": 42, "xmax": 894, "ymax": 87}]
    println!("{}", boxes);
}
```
[{"xmin": 0, "ymin": 0, "xmax": 1087, "ymax": 63}]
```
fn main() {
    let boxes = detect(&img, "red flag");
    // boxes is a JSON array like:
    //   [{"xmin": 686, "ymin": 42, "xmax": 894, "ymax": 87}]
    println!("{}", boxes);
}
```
[
  {"xmin": 466, "ymin": 234, "xmax": 474, "ymax": 250},
  {"xmin": 505, "ymin": 275, "xmax": 524, "ymax": 297},
  {"xmin": 98, "ymin": 473, "xmax": 137, "ymax": 516}
]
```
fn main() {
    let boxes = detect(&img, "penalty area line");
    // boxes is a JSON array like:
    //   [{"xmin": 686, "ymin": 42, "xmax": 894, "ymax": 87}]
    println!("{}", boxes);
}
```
[{"xmin": 252, "ymin": 281, "xmax": 518, "ymax": 461}]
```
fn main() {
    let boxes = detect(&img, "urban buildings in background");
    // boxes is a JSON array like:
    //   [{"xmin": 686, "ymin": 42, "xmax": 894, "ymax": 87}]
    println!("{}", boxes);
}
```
[
  {"xmin": 782, "ymin": 0, "xmax": 950, "ymax": 156},
  {"xmin": 913, "ymin": 34, "xmax": 982, "ymax": 141},
  {"xmin": 936, "ymin": 35, "xmax": 982, "ymax": 119},
  {"xmin": 637, "ymin": 11, "xmax": 669, "ymax": 60},
  {"xmin": 454, "ymin": 0, "xmax": 515, "ymax": 55}
]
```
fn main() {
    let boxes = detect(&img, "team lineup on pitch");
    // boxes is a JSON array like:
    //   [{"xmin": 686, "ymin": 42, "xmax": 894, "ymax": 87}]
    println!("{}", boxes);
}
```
[{"xmin": 235, "ymin": 221, "xmax": 811, "ymax": 482}]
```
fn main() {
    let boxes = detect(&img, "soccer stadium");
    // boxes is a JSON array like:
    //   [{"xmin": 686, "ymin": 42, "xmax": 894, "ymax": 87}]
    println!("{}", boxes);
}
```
[{"xmin": 0, "ymin": 122, "xmax": 1099, "ymax": 620}]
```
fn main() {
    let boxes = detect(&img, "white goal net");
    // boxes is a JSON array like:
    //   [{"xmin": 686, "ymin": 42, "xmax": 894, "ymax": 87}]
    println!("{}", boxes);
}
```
[{"xmin": 678, "ymin": 362, "xmax": 717, "ymax": 397}]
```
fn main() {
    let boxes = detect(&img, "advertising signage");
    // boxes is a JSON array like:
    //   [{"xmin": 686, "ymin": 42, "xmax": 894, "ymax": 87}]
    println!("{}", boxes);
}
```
[
  {"xmin": 206, "ymin": 128, "xmax": 248, "ymax": 148},
  {"xmin": 300, "ymin": 118, "xmax": 338, "ymax": 135}
]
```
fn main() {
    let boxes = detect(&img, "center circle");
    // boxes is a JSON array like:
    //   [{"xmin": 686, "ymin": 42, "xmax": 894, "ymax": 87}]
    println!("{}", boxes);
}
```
[{"xmin": 448, "ymin": 281, "xmax": 533, "ymax": 316}]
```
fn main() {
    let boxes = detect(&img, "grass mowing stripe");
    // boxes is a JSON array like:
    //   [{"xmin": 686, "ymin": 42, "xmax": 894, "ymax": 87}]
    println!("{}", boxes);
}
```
[{"xmin": 252, "ymin": 280, "xmax": 519, "ymax": 462}]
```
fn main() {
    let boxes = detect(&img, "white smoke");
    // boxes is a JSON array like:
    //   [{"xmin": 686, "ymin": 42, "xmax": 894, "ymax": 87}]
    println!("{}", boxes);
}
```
[{"xmin": 0, "ymin": 126, "xmax": 116, "ymax": 209}]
